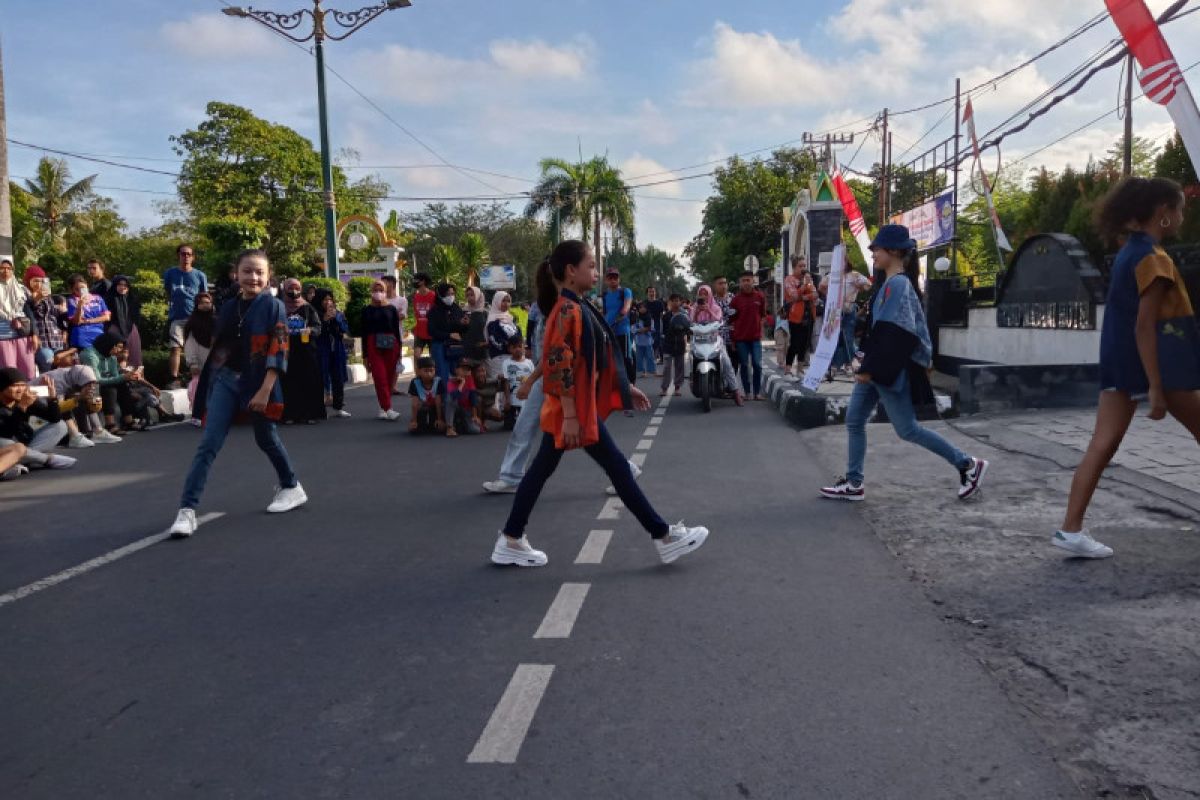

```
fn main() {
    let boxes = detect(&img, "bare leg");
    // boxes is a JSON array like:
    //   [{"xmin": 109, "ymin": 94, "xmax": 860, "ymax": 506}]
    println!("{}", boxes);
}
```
[
  {"xmin": 1164, "ymin": 389, "xmax": 1200, "ymax": 442},
  {"xmin": 1061, "ymin": 392, "xmax": 1136, "ymax": 532},
  {"xmin": 169, "ymin": 347, "xmax": 182, "ymax": 381}
]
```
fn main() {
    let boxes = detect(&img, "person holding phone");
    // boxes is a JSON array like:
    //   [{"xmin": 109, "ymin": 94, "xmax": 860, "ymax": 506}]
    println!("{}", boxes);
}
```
[
  {"xmin": 66, "ymin": 274, "xmax": 110, "ymax": 350},
  {"xmin": 0, "ymin": 259, "xmax": 39, "ymax": 377}
]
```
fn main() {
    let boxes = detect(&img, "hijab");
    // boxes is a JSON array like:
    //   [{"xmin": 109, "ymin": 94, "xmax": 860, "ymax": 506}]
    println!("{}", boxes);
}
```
[
  {"xmin": 281, "ymin": 278, "xmax": 306, "ymax": 314},
  {"xmin": 487, "ymin": 291, "xmax": 513, "ymax": 325},
  {"xmin": 692, "ymin": 284, "xmax": 722, "ymax": 324},
  {"xmin": 185, "ymin": 292, "xmax": 216, "ymax": 348},
  {"xmin": 107, "ymin": 275, "xmax": 136, "ymax": 337},
  {"xmin": 465, "ymin": 286, "xmax": 486, "ymax": 313},
  {"xmin": 0, "ymin": 265, "xmax": 29, "ymax": 320}
]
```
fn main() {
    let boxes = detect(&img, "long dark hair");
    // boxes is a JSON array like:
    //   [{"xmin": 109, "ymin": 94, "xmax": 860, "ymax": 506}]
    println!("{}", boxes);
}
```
[
  {"xmin": 901, "ymin": 249, "xmax": 923, "ymax": 300},
  {"xmin": 184, "ymin": 292, "xmax": 216, "ymax": 348},
  {"xmin": 1096, "ymin": 176, "xmax": 1185, "ymax": 244},
  {"xmin": 535, "ymin": 240, "xmax": 589, "ymax": 316}
]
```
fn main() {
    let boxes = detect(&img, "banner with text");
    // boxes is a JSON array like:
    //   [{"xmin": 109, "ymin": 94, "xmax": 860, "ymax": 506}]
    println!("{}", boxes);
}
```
[
  {"xmin": 802, "ymin": 245, "xmax": 847, "ymax": 391},
  {"xmin": 890, "ymin": 192, "xmax": 955, "ymax": 252}
]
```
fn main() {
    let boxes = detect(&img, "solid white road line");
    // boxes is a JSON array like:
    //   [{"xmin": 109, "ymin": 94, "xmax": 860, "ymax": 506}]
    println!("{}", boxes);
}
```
[
  {"xmin": 0, "ymin": 512, "xmax": 226, "ymax": 609},
  {"xmin": 629, "ymin": 453, "xmax": 647, "ymax": 468},
  {"xmin": 534, "ymin": 582, "xmax": 591, "ymax": 639},
  {"xmin": 467, "ymin": 664, "xmax": 555, "ymax": 764},
  {"xmin": 635, "ymin": 439, "xmax": 653, "ymax": 451},
  {"xmin": 597, "ymin": 497, "xmax": 623, "ymax": 519},
  {"xmin": 575, "ymin": 530, "xmax": 614, "ymax": 564},
  {"xmin": 644, "ymin": 426, "xmax": 659, "ymax": 437}
]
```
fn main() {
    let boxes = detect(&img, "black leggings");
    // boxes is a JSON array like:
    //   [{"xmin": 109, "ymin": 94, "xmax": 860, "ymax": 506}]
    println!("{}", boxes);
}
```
[
  {"xmin": 100, "ymin": 383, "xmax": 136, "ymax": 421},
  {"xmin": 787, "ymin": 321, "xmax": 810, "ymax": 366}
]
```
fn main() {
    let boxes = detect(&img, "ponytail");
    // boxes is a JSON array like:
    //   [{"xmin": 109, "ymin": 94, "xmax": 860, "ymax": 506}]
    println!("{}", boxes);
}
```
[
  {"xmin": 536, "ymin": 239, "xmax": 590, "ymax": 316},
  {"xmin": 901, "ymin": 249, "xmax": 923, "ymax": 300},
  {"xmin": 535, "ymin": 259, "xmax": 557, "ymax": 316}
]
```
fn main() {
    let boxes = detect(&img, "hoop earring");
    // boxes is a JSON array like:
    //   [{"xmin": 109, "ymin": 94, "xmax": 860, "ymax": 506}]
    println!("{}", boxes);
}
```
[{"xmin": 1161, "ymin": 217, "xmax": 1172, "ymax": 228}]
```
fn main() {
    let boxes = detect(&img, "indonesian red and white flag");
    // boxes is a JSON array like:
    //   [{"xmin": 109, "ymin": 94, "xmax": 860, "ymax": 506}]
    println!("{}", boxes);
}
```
[
  {"xmin": 1106, "ymin": 0, "xmax": 1200, "ymax": 174},
  {"xmin": 831, "ymin": 165, "xmax": 873, "ymax": 265},
  {"xmin": 963, "ymin": 97, "xmax": 1013, "ymax": 253}
]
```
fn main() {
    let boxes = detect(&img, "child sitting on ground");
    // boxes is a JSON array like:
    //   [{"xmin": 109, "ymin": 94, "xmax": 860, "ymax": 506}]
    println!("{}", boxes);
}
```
[
  {"xmin": 407, "ymin": 356, "xmax": 444, "ymax": 435},
  {"xmin": 473, "ymin": 361, "xmax": 503, "ymax": 428},
  {"xmin": 498, "ymin": 335, "xmax": 535, "ymax": 431},
  {"xmin": 446, "ymin": 358, "xmax": 483, "ymax": 437}
]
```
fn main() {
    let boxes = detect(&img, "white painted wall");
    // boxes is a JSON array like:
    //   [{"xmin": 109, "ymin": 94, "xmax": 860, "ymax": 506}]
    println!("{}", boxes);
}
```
[{"xmin": 938, "ymin": 306, "xmax": 1105, "ymax": 365}]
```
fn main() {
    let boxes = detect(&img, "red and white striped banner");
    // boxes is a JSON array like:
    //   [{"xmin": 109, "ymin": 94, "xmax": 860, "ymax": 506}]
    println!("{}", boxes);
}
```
[
  {"xmin": 832, "ymin": 167, "xmax": 874, "ymax": 265},
  {"xmin": 963, "ymin": 97, "xmax": 1013, "ymax": 253}
]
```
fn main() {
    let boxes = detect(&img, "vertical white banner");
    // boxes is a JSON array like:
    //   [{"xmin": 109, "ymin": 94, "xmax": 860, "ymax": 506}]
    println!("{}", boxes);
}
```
[{"xmin": 802, "ymin": 245, "xmax": 847, "ymax": 391}]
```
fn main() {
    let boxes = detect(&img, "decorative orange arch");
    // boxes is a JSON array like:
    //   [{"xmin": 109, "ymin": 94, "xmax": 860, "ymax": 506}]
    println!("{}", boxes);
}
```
[{"xmin": 336, "ymin": 215, "xmax": 396, "ymax": 247}]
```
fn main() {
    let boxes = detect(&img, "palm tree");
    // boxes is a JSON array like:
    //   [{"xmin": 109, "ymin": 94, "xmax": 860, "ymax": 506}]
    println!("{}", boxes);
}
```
[
  {"xmin": 22, "ymin": 157, "xmax": 96, "ymax": 247},
  {"xmin": 525, "ymin": 156, "xmax": 635, "ymax": 271},
  {"xmin": 427, "ymin": 243, "xmax": 466, "ymax": 289},
  {"xmin": 455, "ymin": 232, "xmax": 490, "ymax": 286},
  {"xmin": 585, "ymin": 156, "xmax": 636, "ymax": 264}
]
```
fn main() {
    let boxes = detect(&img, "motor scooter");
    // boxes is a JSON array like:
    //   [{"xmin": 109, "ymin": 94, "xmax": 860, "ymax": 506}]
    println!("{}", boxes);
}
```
[{"xmin": 689, "ymin": 320, "xmax": 724, "ymax": 413}]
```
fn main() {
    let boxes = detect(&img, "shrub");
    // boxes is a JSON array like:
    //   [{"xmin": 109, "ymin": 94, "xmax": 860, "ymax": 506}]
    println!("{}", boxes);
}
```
[
  {"xmin": 142, "ymin": 347, "xmax": 174, "ymax": 387},
  {"xmin": 345, "ymin": 277, "xmax": 374, "ymax": 338}
]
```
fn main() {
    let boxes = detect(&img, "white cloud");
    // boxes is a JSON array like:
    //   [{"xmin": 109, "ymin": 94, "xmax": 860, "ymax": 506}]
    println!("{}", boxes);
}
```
[
  {"xmin": 620, "ymin": 155, "xmax": 684, "ymax": 197},
  {"xmin": 160, "ymin": 13, "xmax": 287, "ymax": 59},
  {"xmin": 489, "ymin": 39, "xmax": 588, "ymax": 79}
]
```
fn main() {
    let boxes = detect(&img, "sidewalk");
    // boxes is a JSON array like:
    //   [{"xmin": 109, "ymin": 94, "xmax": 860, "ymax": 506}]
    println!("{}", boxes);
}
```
[{"xmin": 798, "ymin": 407, "xmax": 1200, "ymax": 799}]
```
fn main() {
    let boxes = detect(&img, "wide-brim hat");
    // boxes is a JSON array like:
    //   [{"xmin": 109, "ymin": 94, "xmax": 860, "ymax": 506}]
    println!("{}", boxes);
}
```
[{"xmin": 869, "ymin": 224, "xmax": 917, "ymax": 252}]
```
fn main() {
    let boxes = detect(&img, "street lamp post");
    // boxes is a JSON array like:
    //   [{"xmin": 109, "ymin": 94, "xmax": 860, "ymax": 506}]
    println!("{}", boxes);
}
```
[{"xmin": 221, "ymin": 0, "xmax": 412, "ymax": 279}]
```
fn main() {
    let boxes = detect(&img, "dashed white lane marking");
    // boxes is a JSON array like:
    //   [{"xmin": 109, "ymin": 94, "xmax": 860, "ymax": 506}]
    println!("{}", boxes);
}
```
[
  {"xmin": 534, "ymin": 583, "xmax": 591, "ymax": 639},
  {"xmin": 635, "ymin": 439, "xmax": 653, "ymax": 451},
  {"xmin": 628, "ymin": 453, "xmax": 647, "ymax": 468},
  {"xmin": 597, "ymin": 497, "xmax": 623, "ymax": 519},
  {"xmin": 467, "ymin": 664, "xmax": 555, "ymax": 764},
  {"xmin": 0, "ymin": 512, "xmax": 226, "ymax": 608},
  {"xmin": 575, "ymin": 530, "xmax": 614, "ymax": 564},
  {"xmin": 644, "ymin": 426, "xmax": 659, "ymax": 437}
]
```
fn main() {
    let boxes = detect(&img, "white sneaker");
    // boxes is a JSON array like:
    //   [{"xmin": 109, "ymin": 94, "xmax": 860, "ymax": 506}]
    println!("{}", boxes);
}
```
[
  {"xmin": 958, "ymin": 458, "xmax": 989, "ymax": 500},
  {"xmin": 819, "ymin": 477, "xmax": 865, "ymax": 501},
  {"xmin": 377, "ymin": 410, "xmax": 391, "ymax": 420},
  {"xmin": 91, "ymin": 429, "xmax": 123, "ymax": 444},
  {"xmin": 189, "ymin": 417, "xmax": 203, "ymax": 428},
  {"xmin": 44, "ymin": 454, "xmax": 77, "ymax": 469},
  {"xmin": 169, "ymin": 508, "xmax": 197, "ymax": 539},
  {"xmin": 68, "ymin": 434, "xmax": 96, "ymax": 449},
  {"xmin": 483, "ymin": 480, "xmax": 519, "ymax": 494},
  {"xmin": 491, "ymin": 533, "xmax": 548, "ymax": 567},
  {"xmin": 331, "ymin": 409, "xmax": 351, "ymax": 418},
  {"xmin": 267, "ymin": 483, "xmax": 308, "ymax": 513},
  {"xmin": 386, "ymin": 409, "xmax": 401, "ymax": 421},
  {"xmin": 1, "ymin": 464, "xmax": 29, "ymax": 480},
  {"xmin": 1052, "ymin": 530, "xmax": 1113, "ymax": 559},
  {"xmin": 655, "ymin": 521, "xmax": 709, "ymax": 564},
  {"xmin": 606, "ymin": 459, "xmax": 644, "ymax": 495}
]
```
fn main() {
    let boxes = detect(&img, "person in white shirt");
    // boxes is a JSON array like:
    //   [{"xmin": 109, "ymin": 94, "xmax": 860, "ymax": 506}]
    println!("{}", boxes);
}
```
[
  {"xmin": 497, "ymin": 336, "xmax": 535, "ymax": 430},
  {"xmin": 819, "ymin": 261, "xmax": 873, "ymax": 371}
]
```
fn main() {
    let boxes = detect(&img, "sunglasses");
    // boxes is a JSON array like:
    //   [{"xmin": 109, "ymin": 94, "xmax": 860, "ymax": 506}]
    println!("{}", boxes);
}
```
[{"xmin": 180, "ymin": 252, "xmax": 195, "ymax": 258}]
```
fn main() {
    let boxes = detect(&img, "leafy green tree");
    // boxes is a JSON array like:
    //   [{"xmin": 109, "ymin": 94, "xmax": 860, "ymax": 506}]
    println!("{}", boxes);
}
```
[
  {"xmin": 1154, "ymin": 131, "xmax": 1200, "ymax": 240},
  {"xmin": 455, "ymin": 232, "xmax": 490, "ymax": 286},
  {"xmin": 1099, "ymin": 134, "xmax": 1160, "ymax": 177},
  {"xmin": 172, "ymin": 101, "xmax": 388, "ymax": 277},
  {"xmin": 427, "ymin": 243, "xmax": 466, "ymax": 291},
  {"xmin": 604, "ymin": 244, "xmax": 692, "ymax": 298}
]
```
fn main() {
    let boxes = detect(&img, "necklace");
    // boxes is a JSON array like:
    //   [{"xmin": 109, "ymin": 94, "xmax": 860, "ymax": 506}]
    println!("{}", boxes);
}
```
[{"xmin": 236, "ymin": 296, "xmax": 253, "ymax": 331}]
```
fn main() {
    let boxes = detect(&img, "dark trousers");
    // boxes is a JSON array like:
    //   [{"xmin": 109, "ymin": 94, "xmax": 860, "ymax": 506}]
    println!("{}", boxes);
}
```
[
  {"xmin": 503, "ymin": 424, "xmax": 670, "ymax": 539},
  {"xmin": 100, "ymin": 382, "xmax": 136, "ymax": 421},
  {"xmin": 615, "ymin": 334, "xmax": 636, "ymax": 382},
  {"xmin": 787, "ymin": 321, "xmax": 809, "ymax": 366},
  {"xmin": 726, "ymin": 341, "xmax": 741, "ymax": 376}
]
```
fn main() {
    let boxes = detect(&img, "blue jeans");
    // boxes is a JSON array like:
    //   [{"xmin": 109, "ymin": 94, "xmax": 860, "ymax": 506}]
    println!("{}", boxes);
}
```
[
  {"xmin": 431, "ymin": 340, "xmax": 450, "ymax": 393},
  {"xmin": 735, "ymin": 340, "xmax": 763, "ymax": 395},
  {"xmin": 636, "ymin": 343, "xmax": 656, "ymax": 374},
  {"xmin": 180, "ymin": 368, "xmax": 297, "ymax": 509},
  {"xmin": 831, "ymin": 310, "xmax": 858, "ymax": 368},
  {"xmin": 503, "ymin": 423, "xmax": 670, "ymax": 539},
  {"xmin": 845, "ymin": 370, "xmax": 970, "ymax": 486},
  {"xmin": 498, "ymin": 377, "xmax": 545, "ymax": 485}
]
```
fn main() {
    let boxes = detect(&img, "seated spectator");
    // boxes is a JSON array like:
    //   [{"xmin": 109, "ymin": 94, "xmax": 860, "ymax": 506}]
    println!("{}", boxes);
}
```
[
  {"xmin": 498, "ymin": 336, "xmax": 534, "ymax": 431},
  {"xmin": 407, "ymin": 356, "xmax": 444, "ymax": 435},
  {"xmin": 116, "ymin": 346, "xmax": 174, "ymax": 429},
  {"xmin": 79, "ymin": 333, "xmax": 137, "ymax": 433},
  {"xmin": 66, "ymin": 273, "xmax": 110, "ymax": 350},
  {"xmin": 183, "ymin": 291, "xmax": 216, "ymax": 412},
  {"xmin": 105, "ymin": 275, "xmax": 143, "ymax": 368},
  {"xmin": 0, "ymin": 258, "xmax": 38, "ymax": 378},
  {"xmin": 314, "ymin": 290, "xmax": 350, "ymax": 418},
  {"xmin": 0, "ymin": 441, "xmax": 28, "ymax": 481},
  {"xmin": 445, "ymin": 358, "xmax": 482, "ymax": 437},
  {"xmin": 42, "ymin": 350, "xmax": 116, "ymax": 446},
  {"xmin": 0, "ymin": 367, "xmax": 76, "ymax": 470},
  {"xmin": 473, "ymin": 361, "xmax": 502, "ymax": 428}
]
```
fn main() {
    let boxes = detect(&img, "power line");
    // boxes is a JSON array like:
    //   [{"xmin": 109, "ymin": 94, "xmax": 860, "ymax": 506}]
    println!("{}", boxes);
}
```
[{"xmin": 7, "ymin": 138, "xmax": 181, "ymax": 178}]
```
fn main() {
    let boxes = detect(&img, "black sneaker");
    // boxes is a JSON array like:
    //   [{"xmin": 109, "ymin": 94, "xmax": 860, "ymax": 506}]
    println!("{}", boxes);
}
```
[
  {"xmin": 958, "ymin": 458, "xmax": 989, "ymax": 500},
  {"xmin": 820, "ymin": 477, "xmax": 865, "ymax": 501}
]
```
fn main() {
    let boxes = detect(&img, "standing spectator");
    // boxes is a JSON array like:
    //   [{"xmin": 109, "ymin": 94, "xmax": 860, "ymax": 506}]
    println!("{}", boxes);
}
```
[
  {"xmin": 302, "ymin": 283, "xmax": 317, "ymax": 305},
  {"xmin": 313, "ymin": 290, "xmax": 350, "ymax": 419},
  {"xmin": 485, "ymin": 290, "xmax": 519, "ymax": 380},
  {"xmin": 25, "ymin": 266, "xmax": 63, "ymax": 373},
  {"xmin": 80, "ymin": 333, "xmax": 137, "ymax": 433},
  {"xmin": 66, "ymin": 274, "xmax": 110, "ymax": 350},
  {"xmin": 361, "ymin": 279, "xmax": 403, "ymax": 421},
  {"xmin": 279, "ymin": 278, "xmax": 325, "ymax": 425},
  {"xmin": 381, "ymin": 275, "xmax": 408, "ymax": 394},
  {"xmin": 711, "ymin": 274, "xmax": 739, "ymax": 378},
  {"xmin": 105, "ymin": 275, "xmax": 143, "ymax": 368},
  {"xmin": 183, "ymin": 292, "xmax": 216, "ymax": 414},
  {"xmin": 525, "ymin": 299, "xmax": 542, "ymax": 349},
  {"xmin": 0, "ymin": 259, "xmax": 38, "ymax": 377},
  {"xmin": 463, "ymin": 286, "xmax": 489, "ymax": 362},
  {"xmin": 86, "ymin": 259, "xmax": 113, "ymax": 297},
  {"xmin": 634, "ymin": 305, "xmax": 656, "ymax": 377},
  {"xmin": 163, "ymin": 243, "xmax": 208, "ymax": 389},
  {"xmin": 428, "ymin": 282, "xmax": 469, "ymax": 396},
  {"xmin": 0, "ymin": 367, "xmax": 75, "ymax": 470},
  {"xmin": 643, "ymin": 286, "xmax": 666, "ymax": 363},
  {"xmin": 730, "ymin": 271, "xmax": 767, "ymax": 400},
  {"xmin": 410, "ymin": 272, "xmax": 436, "ymax": 360},
  {"xmin": 407, "ymin": 356, "xmax": 444, "ymax": 434},
  {"xmin": 212, "ymin": 264, "xmax": 239, "ymax": 310},
  {"xmin": 784, "ymin": 257, "xmax": 818, "ymax": 375},
  {"xmin": 660, "ymin": 293, "xmax": 689, "ymax": 397},
  {"xmin": 602, "ymin": 267, "xmax": 635, "ymax": 381},
  {"xmin": 820, "ymin": 258, "xmax": 873, "ymax": 374}
]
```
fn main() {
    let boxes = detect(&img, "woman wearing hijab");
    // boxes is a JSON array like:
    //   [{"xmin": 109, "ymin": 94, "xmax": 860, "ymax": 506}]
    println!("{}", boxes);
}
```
[
  {"xmin": 279, "ymin": 277, "xmax": 325, "ymax": 424},
  {"xmin": 105, "ymin": 275, "xmax": 143, "ymax": 368},
  {"xmin": 463, "ymin": 285, "xmax": 489, "ymax": 362},
  {"xmin": 485, "ymin": 290, "xmax": 520, "ymax": 380},
  {"xmin": 361, "ymin": 278, "xmax": 404, "ymax": 420},
  {"xmin": 313, "ymin": 289, "xmax": 350, "ymax": 418},
  {"xmin": 692, "ymin": 284, "xmax": 744, "ymax": 405},
  {"xmin": 0, "ymin": 259, "xmax": 38, "ymax": 377},
  {"xmin": 428, "ymin": 282, "xmax": 469, "ymax": 397}
]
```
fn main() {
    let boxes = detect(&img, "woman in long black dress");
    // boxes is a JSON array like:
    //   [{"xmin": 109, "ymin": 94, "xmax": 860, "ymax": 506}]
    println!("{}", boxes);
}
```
[{"xmin": 279, "ymin": 277, "xmax": 325, "ymax": 424}]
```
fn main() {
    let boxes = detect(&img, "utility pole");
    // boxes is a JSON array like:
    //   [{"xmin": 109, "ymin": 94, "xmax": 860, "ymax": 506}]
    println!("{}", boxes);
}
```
[
  {"xmin": 951, "ymin": 78, "xmax": 961, "ymax": 274},
  {"xmin": 802, "ymin": 132, "xmax": 854, "ymax": 173},
  {"xmin": 1123, "ymin": 55, "xmax": 1135, "ymax": 177},
  {"xmin": 0, "ymin": 38, "xmax": 11, "ymax": 263},
  {"xmin": 878, "ymin": 109, "xmax": 889, "ymax": 226}
]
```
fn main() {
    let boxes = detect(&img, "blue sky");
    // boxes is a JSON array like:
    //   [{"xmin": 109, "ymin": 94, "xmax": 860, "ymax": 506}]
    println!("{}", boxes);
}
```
[{"xmin": 5, "ymin": 0, "xmax": 1199, "ymax": 259}]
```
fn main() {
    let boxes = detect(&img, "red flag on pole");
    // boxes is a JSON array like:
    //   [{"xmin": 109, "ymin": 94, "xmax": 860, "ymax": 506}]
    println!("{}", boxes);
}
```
[
  {"xmin": 962, "ymin": 97, "xmax": 1013, "ymax": 253},
  {"xmin": 832, "ymin": 166, "xmax": 873, "ymax": 265}
]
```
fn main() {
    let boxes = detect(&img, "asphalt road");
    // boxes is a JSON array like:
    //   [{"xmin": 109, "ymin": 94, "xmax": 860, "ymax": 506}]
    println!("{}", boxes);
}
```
[{"xmin": 0, "ymin": 379, "xmax": 1081, "ymax": 799}]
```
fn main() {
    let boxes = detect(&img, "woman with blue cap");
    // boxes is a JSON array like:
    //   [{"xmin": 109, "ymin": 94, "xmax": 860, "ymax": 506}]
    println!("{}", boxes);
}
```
[{"xmin": 820, "ymin": 224, "xmax": 988, "ymax": 503}]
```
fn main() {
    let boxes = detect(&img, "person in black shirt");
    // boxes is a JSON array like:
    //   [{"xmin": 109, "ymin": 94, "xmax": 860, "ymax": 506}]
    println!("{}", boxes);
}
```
[
  {"xmin": 361, "ymin": 278, "xmax": 404, "ymax": 421},
  {"xmin": 643, "ymin": 286, "xmax": 666, "ymax": 363},
  {"xmin": 0, "ymin": 367, "xmax": 76, "ymax": 470}
]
